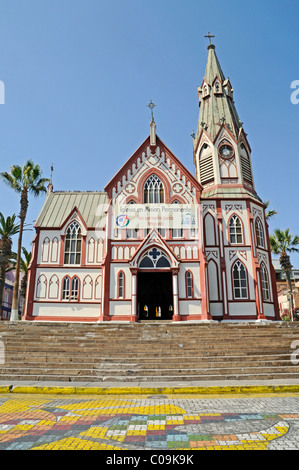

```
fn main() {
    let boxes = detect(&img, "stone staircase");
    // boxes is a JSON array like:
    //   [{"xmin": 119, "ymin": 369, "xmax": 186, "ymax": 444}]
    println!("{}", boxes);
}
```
[{"xmin": 0, "ymin": 321, "xmax": 299, "ymax": 383}]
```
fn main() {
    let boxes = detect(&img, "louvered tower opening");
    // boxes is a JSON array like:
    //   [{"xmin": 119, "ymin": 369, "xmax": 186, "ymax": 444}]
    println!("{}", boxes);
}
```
[
  {"xmin": 199, "ymin": 155, "xmax": 214, "ymax": 185},
  {"xmin": 240, "ymin": 155, "xmax": 253, "ymax": 184}
]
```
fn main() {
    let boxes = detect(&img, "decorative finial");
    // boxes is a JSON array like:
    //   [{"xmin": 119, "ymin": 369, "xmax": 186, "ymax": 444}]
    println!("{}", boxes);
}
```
[
  {"xmin": 47, "ymin": 164, "xmax": 54, "ymax": 196},
  {"xmin": 147, "ymin": 100, "xmax": 156, "ymax": 122},
  {"xmin": 204, "ymin": 32, "xmax": 215, "ymax": 45}
]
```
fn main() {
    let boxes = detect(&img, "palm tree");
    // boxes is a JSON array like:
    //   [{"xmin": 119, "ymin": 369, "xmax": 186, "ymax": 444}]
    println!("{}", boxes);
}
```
[
  {"xmin": 0, "ymin": 213, "xmax": 20, "ymax": 315},
  {"xmin": 270, "ymin": 228, "xmax": 299, "ymax": 318},
  {"xmin": 0, "ymin": 161, "xmax": 49, "ymax": 320},
  {"xmin": 264, "ymin": 200, "xmax": 278, "ymax": 221}
]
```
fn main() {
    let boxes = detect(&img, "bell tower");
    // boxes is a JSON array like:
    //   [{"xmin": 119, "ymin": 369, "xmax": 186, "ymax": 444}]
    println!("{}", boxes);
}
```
[
  {"xmin": 193, "ymin": 35, "xmax": 256, "ymax": 200},
  {"xmin": 193, "ymin": 35, "xmax": 280, "ymax": 322}
]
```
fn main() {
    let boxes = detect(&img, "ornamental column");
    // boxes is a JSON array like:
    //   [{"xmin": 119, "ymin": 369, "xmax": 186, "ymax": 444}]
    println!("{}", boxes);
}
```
[
  {"xmin": 172, "ymin": 268, "xmax": 180, "ymax": 321},
  {"xmin": 130, "ymin": 268, "xmax": 138, "ymax": 322}
]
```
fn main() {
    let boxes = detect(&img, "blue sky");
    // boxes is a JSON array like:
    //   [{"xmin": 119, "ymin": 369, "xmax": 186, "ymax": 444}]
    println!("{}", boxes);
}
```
[{"xmin": 0, "ymin": 0, "xmax": 298, "ymax": 265}]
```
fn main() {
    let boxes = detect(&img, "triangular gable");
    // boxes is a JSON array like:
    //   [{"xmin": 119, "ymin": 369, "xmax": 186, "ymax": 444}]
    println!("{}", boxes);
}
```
[
  {"xmin": 105, "ymin": 134, "xmax": 202, "ymax": 199},
  {"xmin": 130, "ymin": 228, "xmax": 179, "ymax": 269},
  {"xmin": 213, "ymin": 122, "xmax": 238, "ymax": 146},
  {"xmin": 60, "ymin": 206, "xmax": 88, "ymax": 233}
]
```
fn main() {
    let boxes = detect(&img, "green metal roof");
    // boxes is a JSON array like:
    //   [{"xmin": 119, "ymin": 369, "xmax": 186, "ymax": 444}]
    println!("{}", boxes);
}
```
[
  {"xmin": 202, "ymin": 186, "xmax": 262, "ymax": 203},
  {"xmin": 35, "ymin": 191, "xmax": 108, "ymax": 228}
]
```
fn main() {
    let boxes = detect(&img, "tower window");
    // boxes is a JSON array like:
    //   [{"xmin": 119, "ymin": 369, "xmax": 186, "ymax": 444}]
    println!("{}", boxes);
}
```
[
  {"xmin": 232, "ymin": 260, "xmax": 248, "ymax": 299},
  {"xmin": 64, "ymin": 221, "xmax": 82, "ymax": 265},
  {"xmin": 261, "ymin": 263, "xmax": 270, "ymax": 301},
  {"xmin": 255, "ymin": 218, "xmax": 265, "ymax": 248},
  {"xmin": 229, "ymin": 215, "xmax": 243, "ymax": 244}
]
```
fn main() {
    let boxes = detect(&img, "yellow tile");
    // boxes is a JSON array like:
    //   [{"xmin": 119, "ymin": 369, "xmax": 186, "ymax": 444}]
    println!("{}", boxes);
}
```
[{"xmin": 127, "ymin": 430, "xmax": 146, "ymax": 436}]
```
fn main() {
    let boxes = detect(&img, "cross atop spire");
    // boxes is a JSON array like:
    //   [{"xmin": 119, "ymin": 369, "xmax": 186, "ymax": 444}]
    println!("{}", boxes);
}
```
[
  {"xmin": 204, "ymin": 32, "xmax": 215, "ymax": 45},
  {"xmin": 147, "ymin": 100, "xmax": 156, "ymax": 122}
]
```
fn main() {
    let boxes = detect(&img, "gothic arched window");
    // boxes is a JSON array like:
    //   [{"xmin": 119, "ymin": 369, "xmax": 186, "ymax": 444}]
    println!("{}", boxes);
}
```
[
  {"xmin": 118, "ymin": 271, "xmax": 125, "ymax": 298},
  {"xmin": 71, "ymin": 276, "xmax": 80, "ymax": 301},
  {"xmin": 143, "ymin": 174, "xmax": 164, "ymax": 204},
  {"xmin": 255, "ymin": 218, "xmax": 265, "ymax": 248},
  {"xmin": 62, "ymin": 276, "xmax": 70, "ymax": 300},
  {"xmin": 232, "ymin": 260, "xmax": 248, "ymax": 299},
  {"xmin": 64, "ymin": 221, "xmax": 82, "ymax": 265},
  {"xmin": 229, "ymin": 215, "xmax": 243, "ymax": 244},
  {"xmin": 186, "ymin": 271, "xmax": 193, "ymax": 298},
  {"xmin": 261, "ymin": 263, "xmax": 270, "ymax": 301},
  {"xmin": 139, "ymin": 249, "xmax": 170, "ymax": 269},
  {"xmin": 62, "ymin": 276, "xmax": 80, "ymax": 301}
]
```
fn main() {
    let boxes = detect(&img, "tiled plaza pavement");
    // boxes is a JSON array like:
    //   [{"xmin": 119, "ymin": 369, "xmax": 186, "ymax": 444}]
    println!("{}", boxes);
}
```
[{"xmin": 0, "ymin": 393, "xmax": 299, "ymax": 450}]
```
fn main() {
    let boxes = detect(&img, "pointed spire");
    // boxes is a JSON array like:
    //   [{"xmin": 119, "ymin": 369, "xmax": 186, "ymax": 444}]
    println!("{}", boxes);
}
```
[{"xmin": 196, "ymin": 39, "xmax": 242, "ymax": 142}]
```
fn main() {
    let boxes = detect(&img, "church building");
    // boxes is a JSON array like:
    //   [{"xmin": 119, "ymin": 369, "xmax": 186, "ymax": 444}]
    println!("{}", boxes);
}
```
[{"xmin": 23, "ymin": 38, "xmax": 280, "ymax": 322}]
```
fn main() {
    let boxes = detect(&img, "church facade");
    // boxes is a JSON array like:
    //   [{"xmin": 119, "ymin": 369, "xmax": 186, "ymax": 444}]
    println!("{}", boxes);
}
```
[{"xmin": 24, "ymin": 41, "xmax": 280, "ymax": 322}]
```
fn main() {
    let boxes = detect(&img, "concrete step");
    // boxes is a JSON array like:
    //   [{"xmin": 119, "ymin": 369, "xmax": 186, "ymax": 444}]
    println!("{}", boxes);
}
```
[{"xmin": 1, "ymin": 321, "xmax": 299, "ymax": 383}]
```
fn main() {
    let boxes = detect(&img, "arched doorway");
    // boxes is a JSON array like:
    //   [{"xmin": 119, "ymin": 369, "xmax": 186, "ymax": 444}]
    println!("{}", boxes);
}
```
[{"xmin": 137, "ymin": 248, "xmax": 173, "ymax": 320}]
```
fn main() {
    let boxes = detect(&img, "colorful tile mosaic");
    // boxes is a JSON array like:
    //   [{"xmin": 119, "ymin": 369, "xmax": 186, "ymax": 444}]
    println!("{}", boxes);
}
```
[{"xmin": 0, "ymin": 395, "xmax": 297, "ymax": 450}]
